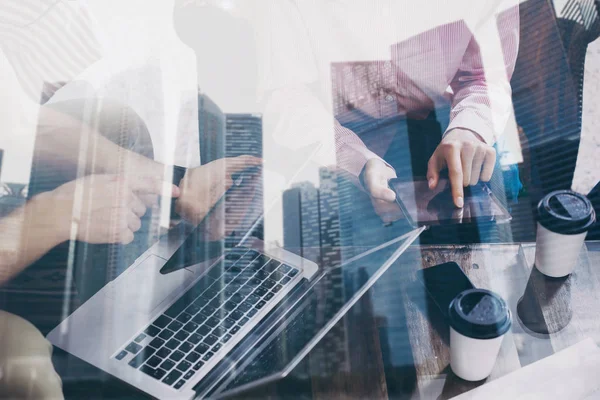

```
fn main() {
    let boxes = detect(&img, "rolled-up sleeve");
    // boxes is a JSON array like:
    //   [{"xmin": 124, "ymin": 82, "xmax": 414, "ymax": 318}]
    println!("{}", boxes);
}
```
[{"xmin": 446, "ymin": 2, "xmax": 520, "ymax": 145}]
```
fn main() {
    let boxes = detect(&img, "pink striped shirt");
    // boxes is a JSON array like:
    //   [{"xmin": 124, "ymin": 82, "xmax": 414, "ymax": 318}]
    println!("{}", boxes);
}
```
[{"xmin": 257, "ymin": 1, "xmax": 520, "ymax": 178}]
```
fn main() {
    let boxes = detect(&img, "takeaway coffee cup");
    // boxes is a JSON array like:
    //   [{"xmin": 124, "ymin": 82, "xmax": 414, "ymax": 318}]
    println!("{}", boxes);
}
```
[
  {"xmin": 449, "ymin": 289, "xmax": 512, "ymax": 381},
  {"xmin": 535, "ymin": 190, "xmax": 596, "ymax": 278}
]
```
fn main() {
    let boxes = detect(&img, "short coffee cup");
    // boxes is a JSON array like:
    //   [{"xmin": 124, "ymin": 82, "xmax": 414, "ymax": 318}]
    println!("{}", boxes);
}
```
[
  {"xmin": 449, "ymin": 289, "xmax": 512, "ymax": 381},
  {"xmin": 535, "ymin": 190, "xmax": 596, "ymax": 277}
]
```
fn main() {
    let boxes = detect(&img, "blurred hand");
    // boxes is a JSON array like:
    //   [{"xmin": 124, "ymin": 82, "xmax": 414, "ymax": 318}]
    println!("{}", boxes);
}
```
[
  {"xmin": 176, "ymin": 156, "xmax": 263, "ymax": 225},
  {"xmin": 362, "ymin": 158, "xmax": 404, "ymax": 223},
  {"xmin": 427, "ymin": 129, "xmax": 496, "ymax": 208},
  {"xmin": 51, "ymin": 175, "xmax": 178, "ymax": 244}
]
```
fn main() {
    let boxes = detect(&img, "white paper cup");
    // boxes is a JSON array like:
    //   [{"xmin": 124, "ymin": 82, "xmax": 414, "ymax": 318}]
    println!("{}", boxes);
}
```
[
  {"xmin": 535, "ymin": 191, "xmax": 596, "ymax": 277},
  {"xmin": 449, "ymin": 289, "xmax": 511, "ymax": 381}
]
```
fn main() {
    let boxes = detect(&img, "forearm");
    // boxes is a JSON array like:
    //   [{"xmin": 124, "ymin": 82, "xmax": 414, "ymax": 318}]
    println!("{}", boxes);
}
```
[
  {"xmin": 35, "ymin": 105, "xmax": 165, "ymax": 179},
  {"xmin": 0, "ymin": 192, "xmax": 67, "ymax": 285}
]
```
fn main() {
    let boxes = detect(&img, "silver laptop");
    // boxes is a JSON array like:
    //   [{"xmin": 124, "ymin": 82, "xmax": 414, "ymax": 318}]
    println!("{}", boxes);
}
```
[
  {"xmin": 47, "ymin": 217, "xmax": 318, "ymax": 399},
  {"xmin": 48, "ymin": 146, "xmax": 323, "ymax": 399}
]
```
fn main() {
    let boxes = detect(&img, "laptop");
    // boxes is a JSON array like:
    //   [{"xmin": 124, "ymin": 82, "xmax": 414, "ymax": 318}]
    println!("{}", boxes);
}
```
[{"xmin": 47, "ymin": 147, "xmax": 323, "ymax": 399}]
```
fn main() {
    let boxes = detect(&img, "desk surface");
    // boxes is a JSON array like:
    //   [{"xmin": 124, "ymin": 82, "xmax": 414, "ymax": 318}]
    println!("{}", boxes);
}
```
[
  {"xmin": 54, "ymin": 241, "xmax": 600, "ymax": 399},
  {"xmin": 248, "ymin": 241, "xmax": 600, "ymax": 400}
]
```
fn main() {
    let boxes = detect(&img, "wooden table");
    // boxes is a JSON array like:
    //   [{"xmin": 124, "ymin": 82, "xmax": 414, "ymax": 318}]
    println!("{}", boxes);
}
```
[{"xmin": 290, "ymin": 241, "xmax": 600, "ymax": 400}]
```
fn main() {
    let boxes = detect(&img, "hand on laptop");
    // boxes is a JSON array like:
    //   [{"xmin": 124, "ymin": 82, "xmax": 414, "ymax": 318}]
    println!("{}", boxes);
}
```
[
  {"xmin": 362, "ymin": 158, "xmax": 404, "ymax": 223},
  {"xmin": 427, "ymin": 129, "xmax": 496, "ymax": 208},
  {"xmin": 176, "ymin": 155, "xmax": 262, "ymax": 225},
  {"xmin": 51, "ymin": 174, "xmax": 179, "ymax": 244}
]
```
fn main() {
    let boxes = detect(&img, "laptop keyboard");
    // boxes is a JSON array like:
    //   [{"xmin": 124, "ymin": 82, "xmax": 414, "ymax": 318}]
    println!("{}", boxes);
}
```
[{"xmin": 114, "ymin": 248, "xmax": 301, "ymax": 390}]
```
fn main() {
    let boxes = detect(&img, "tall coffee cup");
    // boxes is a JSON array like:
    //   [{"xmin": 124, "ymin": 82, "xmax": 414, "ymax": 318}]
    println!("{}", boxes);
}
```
[
  {"xmin": 535, "ymin": 190, "xmax": 596, "ymax": 277},
  {"xmin": 449, "ymin": 289, "xmax": 512, "ymax": 381}
]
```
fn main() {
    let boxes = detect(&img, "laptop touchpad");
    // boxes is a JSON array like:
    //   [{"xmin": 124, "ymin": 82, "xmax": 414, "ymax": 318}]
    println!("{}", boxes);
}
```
[{"xmin": 106, "ymin": 254, "xmax": 194, "ymax": 315}]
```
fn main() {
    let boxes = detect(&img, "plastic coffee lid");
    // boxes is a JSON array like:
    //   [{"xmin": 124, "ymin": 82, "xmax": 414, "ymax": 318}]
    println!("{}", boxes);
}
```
[
  {"xmin": 449, "ymin": 289, "xmax": 512, "ymax": 340},
  {"xmin": 537, "ymin": 190, "xmax": 596, "ymax": 235}
]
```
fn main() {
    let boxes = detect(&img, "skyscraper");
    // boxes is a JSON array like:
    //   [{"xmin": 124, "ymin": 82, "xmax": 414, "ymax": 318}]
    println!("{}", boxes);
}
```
[
  {"xmin": 224, "ymin": 113, "xmax": 264, "ymax": 242},
  {"xmin": 282, "ymin": 167, "xmax": 350, "ymax": 375}
]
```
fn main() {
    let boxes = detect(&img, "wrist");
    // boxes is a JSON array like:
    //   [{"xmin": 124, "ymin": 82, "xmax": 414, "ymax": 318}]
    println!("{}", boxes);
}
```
[{"xmin": 33, "ymin": 191, "xmax": 71, "ymax": 245}]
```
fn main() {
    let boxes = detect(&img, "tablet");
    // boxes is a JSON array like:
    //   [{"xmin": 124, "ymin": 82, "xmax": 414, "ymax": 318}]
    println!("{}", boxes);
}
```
[{"xmin": 388, "ymin": 178, "xmax": 512, "ymax": 227}]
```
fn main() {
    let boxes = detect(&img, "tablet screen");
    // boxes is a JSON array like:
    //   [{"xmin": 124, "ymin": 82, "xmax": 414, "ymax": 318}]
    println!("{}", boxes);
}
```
[{"xmin": 388, "ymin": 178, "xmax": 512, "ymax": 227}]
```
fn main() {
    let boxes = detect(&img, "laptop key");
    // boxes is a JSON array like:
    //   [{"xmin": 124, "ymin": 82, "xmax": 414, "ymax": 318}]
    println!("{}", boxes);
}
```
[
  {"xmin": 185, "ymin": 352, "xmax": 200, "ymax": 363},
  {"xmin": 162, "ymin": 370, "xmax": 182, "ymax": 386},
  {"xmin": 167, "ymin": 321, "xmax": 183, "ymax": 332},
  {"xmin": 280, "ymin": 276, "xmax": 291, "ymax": 285},
  {"xmin": 144, "ymin": 325, "xmax": 161, "ymax": 337},
  {"xmin": 270, "ymin": 270, "xmax": 285, "ymax": 282},
  {"xmin": 224, "ymin": 301, "xmax": 237, "ymax": 311},
  {"xmin": 164, "ymin": 297, "xmax": 188, "ymax": 318},
  {"xmin": 203, "ymin": 334, "xmax": 218, "ymax": 346},
  {"xmin": 192, "ymin": 313, "xmax": 207, "ymax": 324},
  {"xmin": 221, "ymin": 334, "xmax": 232, "ymax": 343},
  {"xmin": 262, "ymin": 279, "xmax": 276, "ymax": 290},
  {"xmin": 194, "ymin": 343, "xmax": 210, "ymax": 355},
  {"xmin": 193, "ymin": 361, "xmax": 204, "ymax": 370},
  {"xmin": 237, "ymin": 302, "xmax": 252, "ymax": 313},
  {"xmin": 229, "ymin": 310, "xmax": 244, "ymax": 321},
  {"xmin": 182, "ymin": 322, "xmax": 198, "ymax": 333},
  {"xmin": 149, "ymin": 338, "xmax": 165, "ymax": 349},
  {"xmin": 146, "ymin": 356, "xmax": 162, "ymax": 368},
  {"xmin": 176, "ymin": 361, "xmax": 192, "ymax": 372},
  {"xmin": 140, "ymin": 365, "xmax": 166, "ymax": 380},
  {"xmin": 153, "ymin": 315, "xmax": 172, "ymax": 329},
  {"xmin": 160, "ymin": 359, "xmax": 175, "ymax": 371},
  {"xmin": 125, "ymin": 342, "xmax": 142, "ymax": 354},
  {"xmin": 248, "ymin": 278, "xmax": 262, "ymax": 287},
  {"xmin": 279, "ymin": 264, "xmax": 292, "ymax": 274},
  {"xmin": 169, "ymin": 351, "xmax": 185, "ymax": 362},
  {"xmin": 188, "ymin": 333, "xmax": 202, "ymax": 344},
  {"xmin": 288, "ymin": 268, "xmax": 299, "ymax": 277},
  {"xmin": 264, "ymin": 260, "xmax": 280, "ymax": 273},
  {"xmin": 156, "ymin": 347, "xmax": 171, "ymax": 358},
  {"xmin": 176, "ymin": 313, "xmax": 192, "ymax": 324},
  {"xmin": 115, "ymin": 350, "xmax": 128, "ymax": 360},
  {"xmin": 212, "ymin": 343, "xmax": 222, "ymax": 352},
  {"xmin": 200, "ymin": 305, "xmax": 217, "ymax": 317},
  {"xmin": 165, "ymin": 339, "xmax": 181, "ymax": 350},
  {"xmin": 205, "ymin": 317, "xmax": 220, "ymax": 328},
  {"xmin": 202, "ymin": 352, "xmax": 214, "ymax": 362},
  {"xmin": 203, "ymin": 287, "xmax": 220, "ymax": 299},
  {"xmin": 230, "ymin": 326, "xmax": 240, "ymax": 335},
  {"xmin": 178, "ymin": 342, "xmax": 194, "ymax": 353},
  {"xmin": 246, "ymin": 295, "xmax": 260, "ymax": 305},
  {"xmin": 174, "ymin": 380, "xmax": 186, "ymax": 390},
  {"xmin": 255, "ymin": 270, "xmax": 269, "ymax": 280},
  {"xmin": 174, "ymin": 331, "xmax": 189, "ymax": 342},
  {"xmin": 222, "ymin": 318, "xmax": 235, "ymax": 329},
  {"xmin": 196, "ymin": 325, "xmax": 211, "ymax": 336},
  {"xmin": 239, "ymin": 317, "xmax": 249, "ymax": 326},
  {"xmin": 247, "ymin": 308, "xmax": 258, "ymax": 318},
  {"xmin": 128, "ymin": 347, "xmax": 155, "ymax": 368},
  {"xmin": 255, "ymin": 300, "xmax": 266, "ymax": 310},
  {"xmin": 185, "ymin": 304, "xmax": 201, "ymax": 316},
  {"xmin": 212, "ymin": 326, "xmax": 227, "ymax": 338},
  {"xmin": 230, "ymin": 293, "xmax": 245, "ymax": 304},
  {"xmin": 264, "ymin": 292, "xmax": 274, "ymax": 301},
  {"xmin": 272, "ymin": 284, "xmax": 283, "ymax": 293},
  {"xmin": 134, "ymin": 333, "xmax": 146, "ymax": 343},
  {"xmin": 184, "ymin": 370, "xmax": 195, "ymax": 380},
  {"xmin": 254, "ymin": 287, "xmax": 267, "ymax": 297}
]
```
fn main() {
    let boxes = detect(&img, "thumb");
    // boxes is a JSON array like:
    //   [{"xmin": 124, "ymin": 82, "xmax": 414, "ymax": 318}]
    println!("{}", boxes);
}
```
[
  {"xmin": 369, "ymin": 178, "xmax": 397, "ymax": 203},
  {"xmin": 427, "ymin": 153, "xmax": 442, "ymax": 190}
]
